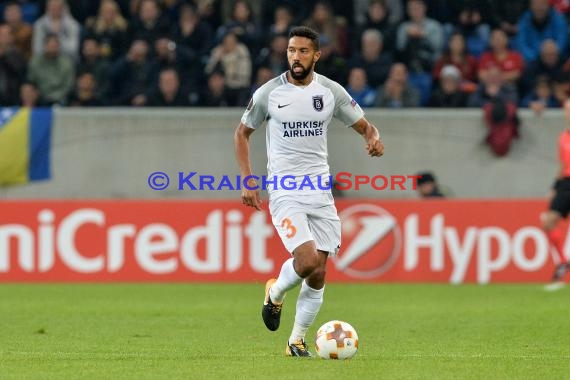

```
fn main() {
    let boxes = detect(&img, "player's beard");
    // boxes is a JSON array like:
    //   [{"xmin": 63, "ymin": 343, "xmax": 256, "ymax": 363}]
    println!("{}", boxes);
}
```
[{"xmin": 289, "ymin": 62, "xmax": 312, "ymax": 81}]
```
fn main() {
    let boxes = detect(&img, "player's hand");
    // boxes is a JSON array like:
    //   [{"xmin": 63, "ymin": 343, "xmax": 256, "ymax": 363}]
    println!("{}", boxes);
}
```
[
  {"xmin": 366, "ymin": 137, "xmax": 384, "ymax": 157},
  {"xmin": 241, "ymin": 179, "xmax": 263, "ymax": 210}
]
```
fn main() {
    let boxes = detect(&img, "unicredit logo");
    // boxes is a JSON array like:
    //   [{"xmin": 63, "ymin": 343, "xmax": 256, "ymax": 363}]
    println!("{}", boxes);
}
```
[{"xmin": 0, "ymin": 208, "xmax": 275, "ymax": 274}]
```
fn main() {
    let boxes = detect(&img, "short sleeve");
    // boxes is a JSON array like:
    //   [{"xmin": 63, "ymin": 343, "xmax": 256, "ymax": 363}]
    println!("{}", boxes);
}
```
[
  {"xmin": 332, "ymin": 82, "xmax": 365, "ymax": 127},
  {"xmin": 241, "ymin": 88, "xmax": 269, "ymax": 129}
]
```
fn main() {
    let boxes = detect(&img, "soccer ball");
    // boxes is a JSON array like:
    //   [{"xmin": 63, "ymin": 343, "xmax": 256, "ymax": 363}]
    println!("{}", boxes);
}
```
[{"xmin": 315, "ymin": 320, "xmax": 359, "ymax": 359}]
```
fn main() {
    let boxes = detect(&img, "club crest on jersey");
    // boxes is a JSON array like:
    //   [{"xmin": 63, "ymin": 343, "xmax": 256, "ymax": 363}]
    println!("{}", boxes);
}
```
[{"xmin": 312, "ymin": 95, "xmax": 324, "ymax": 112}]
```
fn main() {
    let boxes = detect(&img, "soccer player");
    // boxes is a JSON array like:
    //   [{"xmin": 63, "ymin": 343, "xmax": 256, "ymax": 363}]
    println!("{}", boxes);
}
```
[
  {"xmin": 542, "ymin": 98, "xmax": 570, "ymax": 290},
  {"xmin": 234, "ymin": 26, "xmax": 384, "ymax": 356}
]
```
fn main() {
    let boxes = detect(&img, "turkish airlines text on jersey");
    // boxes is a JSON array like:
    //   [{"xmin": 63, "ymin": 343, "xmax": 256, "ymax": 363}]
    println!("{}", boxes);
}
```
[{"xmin": 0, "ymin": 200, "xmax": 562, "ymax": 283}]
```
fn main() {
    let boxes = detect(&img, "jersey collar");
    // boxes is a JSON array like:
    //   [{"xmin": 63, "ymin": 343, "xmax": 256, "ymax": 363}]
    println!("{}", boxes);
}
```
[{"xmin": 281, "ymin": 71, "xmax": 319, "ymax": 87}]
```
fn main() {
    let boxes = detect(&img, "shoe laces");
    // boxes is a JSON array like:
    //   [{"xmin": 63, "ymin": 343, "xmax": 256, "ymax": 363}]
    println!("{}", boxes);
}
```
[
  {"xmin": 270, "ymin": 302, "xmax": 282, "ymax": 315},
  {"xmin": 291, "ymin": 340, "xmax": 308, "ymax": 351}
]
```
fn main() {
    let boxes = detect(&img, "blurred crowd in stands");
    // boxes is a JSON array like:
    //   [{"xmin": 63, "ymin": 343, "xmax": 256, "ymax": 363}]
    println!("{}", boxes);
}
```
[{"xmin": 1, "ymin": 0, "xmax": 570, "ymax": 110}]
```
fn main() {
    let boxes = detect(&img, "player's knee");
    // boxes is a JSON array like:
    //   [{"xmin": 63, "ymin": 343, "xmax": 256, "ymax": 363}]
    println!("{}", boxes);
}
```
[
  {"xmin": 292, "ymin": 241, "xmax": 321, "ymax": 277},
  {"xmin": 309, "ymin": 267, "xmax": 326, "ymax": 284},
  {"xmin": 300, "ymin": 258, "xmax": 319, "ymax": 278},
  {"xmin": 294, "ymin": 252, "xmax": 319, "ymax": 278}
]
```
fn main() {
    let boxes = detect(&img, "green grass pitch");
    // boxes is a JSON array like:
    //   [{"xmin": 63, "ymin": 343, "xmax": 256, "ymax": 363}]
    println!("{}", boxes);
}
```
[{"xmin": 0, "ymin": 283, "xmax": 568, "ymax": 379}]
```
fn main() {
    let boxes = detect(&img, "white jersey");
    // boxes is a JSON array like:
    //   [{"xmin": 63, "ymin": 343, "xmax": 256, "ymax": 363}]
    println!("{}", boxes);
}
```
[{"xmin": 241, "ymin": 72, "xmax": 364, "ymax": 201}]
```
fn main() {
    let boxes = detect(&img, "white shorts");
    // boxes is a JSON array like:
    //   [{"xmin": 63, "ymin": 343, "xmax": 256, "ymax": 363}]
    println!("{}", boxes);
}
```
[{"xmin": 269, "ymin": 193, "xmax": 341, "ymax": 256}]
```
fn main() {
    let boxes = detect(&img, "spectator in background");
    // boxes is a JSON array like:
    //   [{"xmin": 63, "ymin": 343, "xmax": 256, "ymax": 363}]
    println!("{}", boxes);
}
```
[
  {"xmin": 151, "ymin": 35, "xmax": 198, "ymax": 91},
  {"xmin": 76, "ymin": 37, "xmax": 111, "ymax": 101},
  {"xmin": 205, "ymin": 31, "xmax": 251, "ymax": 106},
  {"xmin": 0, "ymin": 24, "xmax": 26, "ymax": 106},
  {"xmin": 424, "ymin": 0, "xmax": 453, "ymax": 23},
  {"xmin": 396, "ymin": 0, "xmax": 444, "ymax": 105},
  {"xmin": 32, "ymin": 0, "xmax": 80, "ymax": 61},
  {"xmin": 482, "ymin": 96, "xmax": 520, "ymax": 157},
  {"xmin": 216, "ymin": 0, "xmax": 261, "ymax": 56},
  {"xmin": 521, "ymin": 75, "xmax": 560, "ymax": 114},
  {"xmin": 515, "ymin": 0, "xmax": 567, "ymax": 63},
  {"xmin": 304, "ymin": 1, "xmax": 349, "ymax": 57},
  {"xmin": 1, "ymin": 1, "xmax": 39, "ymax": 25},
  {"xmin": 353, "ymin": 0, "xmax": 397, "ymax": 53},
  {"xmin": 254, "ymin": 34, "xmax": 288, "ymax": 77},
  {"xmin": 375, "ymin": 62, "xmax": 420, "ymax": 108},
  {"xmin": 468, "ymin": 66, "xmax": 518, "ymax": 107},
  {"xmin": 110, "ymin": 39, "xmax": 153, "ymax": 105},
  {"xmin": 261, "ymin": 1, "xmax": 314, "ymax": 30},
  {"xmin": 217, "ymin": 0, "xmax": 262, "ymax": 27},
  {"xmin": 471, "ymin": 66, "xmax": 521, "ymax": 157},
  {"xmin": 348, "ymin": 29, "xmax": 392, "ymax": 88},
  {"xmin": 478, "ymin": 29, "xmax": 525, "ymax": 85},
  {"xmin": 314, "ymin": 35, "xmax": 348, "ymax": 85},
  {"xmin": 192, "ymin": 0, "xmax": 222, "ymax": 31},
  {"xmin": 432, "ymin": 32, "xmax": 478, "ymax": 88},
  {"xmin": 428, "ymin": 65, "xmax": 469, "ymax": 107},
  {"xmin": 267, "ymin": 5, "xmax": 294, "ymax": 42},
  {"xmin": 383, "ymin": 0, "xmax": 403, "ymax": 25},
  {"xmin": 199, "ymin": 69, "xmax": 229, "ymax": 107},
  {"xmin": 27, "ymin": 34, "xmax": 74, "ymax": 105},
  {"xmin": 488, "ymin": 0, "xmax": 528, "ymax": 37},
  {"xmin": 322, "ymin": 0, "xmax": 356, "ymax": 27},
  {"xmin": 346, "ymin": 67, "xmax": 376, "ymax": 107},
  {"xmin": 172, "ymin": 3, "xmax": 213, "ymax": 60},
  {"xmin": 67, "ymin": 72, "xmax": 103, "ymax": 106},
  {"xmin": 128, "ymin": 0, "xmax": 170, "ymax": 47},
  {"xmin": 84, "ymin": 0, "xmax": 129, "ymax": 62},
  {"xmin": 416, "ymin": 172, "xmax": 446, "ymax": 198},
  {"xmin": 64, "ymin": 0, "xmax": 100, "ymax": 25},
  {"xmin": 146, "ymin": 68, "xmax": 190, "ymax": 106},
  {"xmin": 19, "ymin": 81, "xmax": 42, "ymax": 107},
  {"xmin": 127, "ymin": 0, "xmax": 142, "ymax": 17},
  {"xmin": 3, "ymin": 2, "xmax": 32, "ymax": 59},
  {"xmin": 160, "ymin": 0, "xmax": 186, "ymax": 23},
  {"xmin": 353, "ymin": 0, "xmax": 403, "ymax": 26},
  {"xmin": 396, "ymin": 0, "xmax": 444, "ymax": 74},
  {"xmin": 550, "ymin": 0, "xmax": 570, "ymax": 22},
  {"xmin": 554, "ymin": 58, "xmax": 570, "ymax": 104},
  {"xmin": 521, "ymin": 39, "xmax": 562, "ymax": 95},
  {"xmin": 446, "ymin": 0, "xmax": 493, "ymax": 57},
  {"xmin": 250, "ymin": 66, "xmax": 273, "ymax": 95}
]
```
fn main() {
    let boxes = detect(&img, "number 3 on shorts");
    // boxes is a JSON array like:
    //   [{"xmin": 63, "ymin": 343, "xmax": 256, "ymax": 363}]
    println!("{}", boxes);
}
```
[{"xmin": 280, "ymin": 217, "xmax": 297, "ymax": 238}]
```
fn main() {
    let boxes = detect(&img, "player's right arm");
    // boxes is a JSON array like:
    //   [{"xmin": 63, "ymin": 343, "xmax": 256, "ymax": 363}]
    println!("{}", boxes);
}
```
[
  {"xmin": 234, "ymin": 123, "xmax": 262, "ymax": 210},
  {"xmin": 234, "ymin": 78, "xmax": 276, "ymax": 210},
  {"xmin": 351, "ymin": 118, "xmax": 384, "ymax": 157}
]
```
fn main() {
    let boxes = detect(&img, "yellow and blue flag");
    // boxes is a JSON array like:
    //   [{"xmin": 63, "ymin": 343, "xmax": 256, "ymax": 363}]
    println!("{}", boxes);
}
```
[{"xmin": 0, "ymin": 108, "xmax": 52, "ymax": 186}]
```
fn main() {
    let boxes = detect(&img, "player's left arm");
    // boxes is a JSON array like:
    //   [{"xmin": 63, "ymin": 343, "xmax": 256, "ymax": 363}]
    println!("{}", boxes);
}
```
[
  {"xmin": 351, "ymin": 117, "xmax": 384, "ymax": 157},
  {"xmin": 329, "ymin": 80, "xmax": 384, "ymax": 157}
]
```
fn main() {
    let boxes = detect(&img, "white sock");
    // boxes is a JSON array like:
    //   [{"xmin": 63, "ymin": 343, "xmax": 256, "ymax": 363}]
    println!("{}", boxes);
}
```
[
  {"xmin": 289, "ymin": 281, "xmax": 324, "ymax": 343},
  {"xmin": 269, "ymin": 258, "xmax": 303, "ymax": 303}
]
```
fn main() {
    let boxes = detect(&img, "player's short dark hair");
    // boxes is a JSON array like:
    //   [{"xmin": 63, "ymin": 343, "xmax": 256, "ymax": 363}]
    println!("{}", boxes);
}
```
[{"xmin": 289, "ymin": 26, "xmax": 320, "ymax": 50}]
